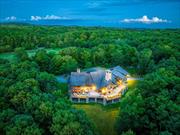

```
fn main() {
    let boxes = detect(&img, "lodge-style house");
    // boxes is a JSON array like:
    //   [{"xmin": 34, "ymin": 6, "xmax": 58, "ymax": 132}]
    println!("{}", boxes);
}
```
[{"xmin": 68, "ymin": 66, "xmax": 129, "ymax": 105}]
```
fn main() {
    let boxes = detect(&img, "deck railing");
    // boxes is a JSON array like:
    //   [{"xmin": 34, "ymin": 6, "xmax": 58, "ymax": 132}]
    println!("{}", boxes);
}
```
[{"xmin": 70, "ymin": 87, "xmax": 128, "ymax": 105}]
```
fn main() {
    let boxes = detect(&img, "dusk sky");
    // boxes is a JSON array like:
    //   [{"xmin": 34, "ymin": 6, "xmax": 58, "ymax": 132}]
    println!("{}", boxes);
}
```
[{"xmin": 0, "ymin": 0, "xmax": 180, "ymax": 28}]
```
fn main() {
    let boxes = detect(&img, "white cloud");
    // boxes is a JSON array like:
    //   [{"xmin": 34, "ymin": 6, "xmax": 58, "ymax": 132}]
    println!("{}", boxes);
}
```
[
  {"xmin": 31, "ymin": 16, "xmax": 42, "ymax": 21},
  {"xmin": 31, "ymin": 15, "xmax": 69, "ymax": 21},
  {"xmin": 121, "ymin": 15, "xmax": 170, "ymax": 24},
  {"xmin": 5, "ymin": 16, "xmax": 16, "ymax": 21}
]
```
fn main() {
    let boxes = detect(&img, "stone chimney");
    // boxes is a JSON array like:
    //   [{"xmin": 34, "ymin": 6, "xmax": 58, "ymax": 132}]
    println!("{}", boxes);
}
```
[{"xmin": 77, "ymin": 68, "xmax": 80, "ymax": 73}]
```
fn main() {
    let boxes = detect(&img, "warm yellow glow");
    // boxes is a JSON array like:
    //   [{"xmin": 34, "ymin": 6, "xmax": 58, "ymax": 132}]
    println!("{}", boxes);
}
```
[
  {"xmin": 127, "ymin": 79, "xmax": 137, "ymax": 88},
  {"xmin": 72, "ymin": 80, "xmax": 128, "ymax": 100},
  {"xmin": 101, "ymin": 87, "xmax": 107, "ymax": 94},
  {"xmin": 73, "ymin": 85, "xmax": 97, "ymax": 93},
  {"xmin": 117, "ymin": 79, "xmax": 122, "ymax": 85},
  {"xmin": 91, "ymin": 85, "xmax": 96, "ymax": 91}
]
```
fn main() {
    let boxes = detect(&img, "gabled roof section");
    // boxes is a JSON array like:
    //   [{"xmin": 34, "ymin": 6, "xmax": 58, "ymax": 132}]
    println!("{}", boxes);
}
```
[
  {"xmin": 112, "ymin": 66, "xmax": 129, "ymax": 76},
  {"xmin": 90, "ymin": 70, "xmax": 105, "ymax": 89},
  {"xmin": 111, "ymin": 69, "xmax": 125, "ymax": 79},
  {"xmin": 69, "ymin": 72, "xmax": 92, "ymax": 86},
  {"xmin": 69, "ymin": 69, "xmax": 112, "ymax": 89},
  {"xmin": 69, "ymin": 66, "xmax": 128, "ymax": 89}
]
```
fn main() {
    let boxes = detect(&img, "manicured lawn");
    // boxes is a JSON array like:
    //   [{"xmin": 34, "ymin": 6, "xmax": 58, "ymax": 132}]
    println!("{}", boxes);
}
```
[{"xmin": 73, "ymin": 104, "xmax": 119, "ymax": 135}]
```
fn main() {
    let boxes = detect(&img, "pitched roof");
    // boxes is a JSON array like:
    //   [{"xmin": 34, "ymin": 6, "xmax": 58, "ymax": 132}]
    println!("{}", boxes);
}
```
[
  {"xmin": 69, "ymin": 72, "xmax": 92, "ymax": 86},
  {"xmin": 69, "ymin": 69, "xmax": 111, "ymax": 89},
  {"xmin": 112, "ymin": 66, "xmax": 129, "ymax": 76},
  {"xmin": 111, "ymin": 69, "xmax": 125, "ymax": 79},
  {"xmin": 90, "ymin": 70, "xmax": 111, "ymax": 89},
  {"xmin": 90, "ymin": 70, "xmax": 105, "ymax": 89},
  {"xmin": 69, "ymin": 66, "xmax": 128, "ymax": 89}
]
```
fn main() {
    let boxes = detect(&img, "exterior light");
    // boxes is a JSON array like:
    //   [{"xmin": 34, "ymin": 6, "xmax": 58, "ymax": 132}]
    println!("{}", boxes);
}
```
[{"xmin": 92, "ymin": 85, "xmax": 96, "ymax": 91}]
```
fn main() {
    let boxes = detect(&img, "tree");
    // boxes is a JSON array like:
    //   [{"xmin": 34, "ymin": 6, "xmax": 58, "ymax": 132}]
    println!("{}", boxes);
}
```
[
  {"xmin": 121, "ymin": 130, "xmax": 136, "ymax": 135},
  {"xmin": 6, "ymin": 114, "xmax": 42, "ymax": 135},
  {"xmin": 52, "ymin": 55, "xmax": 78, "ymax": 74},
  {"xmin": 60, "ymin": 56, "xmax": 78, "ymax": 73},
  {"xmin": 92, "ymin": 46, "xmax": 106, "ymax": 66},
  {"xmin": 117, "ymin": 69, "xmax": 180, "ymax": 135},
  {"xmin": 138, "ymin": 49, "xmax": 152, "ymax": 74},
  {"xmin": 34, "ymin": 49, "xmax": 50, "ymax": 71},
  {"xmin": 14, "ymin": 47, "xmax": 29, "ymax": 61},
  {"xmin": 1, "ymin": 60, "xmax": 96, "ymax": 135},
  {"xmin": 79, "ymin": 49, "xmax": 92, "ymax": 68},
  {"xmin": 116, "ymin": 88, "xmax": 146, "ymax": 134},
  {"xmin": 0, "ymin": 109, "xmax": 16, "ymax": 134},
  {"xmin": 37, "ymin": 72, "xmax": 58, "ymax": 92},
  {"xmin": 50, "ymin": 110, "xmax": 96, "ymax": 135}
]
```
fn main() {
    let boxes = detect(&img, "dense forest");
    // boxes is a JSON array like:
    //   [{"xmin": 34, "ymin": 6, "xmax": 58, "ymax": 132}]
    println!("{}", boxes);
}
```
[{"xmin": 0, "ymin": 24, "xmax": 180, "ymax": 135}]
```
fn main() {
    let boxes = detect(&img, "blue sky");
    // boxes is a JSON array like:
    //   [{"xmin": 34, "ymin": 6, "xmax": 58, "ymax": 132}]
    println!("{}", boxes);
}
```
[{"xmin": 0, "ymin": 0, "xmax": 180, "ymax": 28}]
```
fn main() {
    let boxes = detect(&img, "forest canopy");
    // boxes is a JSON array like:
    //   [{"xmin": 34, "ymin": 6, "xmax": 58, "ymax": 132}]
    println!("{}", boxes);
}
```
[{"xmin": 0, "ymin": 24, "xmax": 180, "ymax": 135}]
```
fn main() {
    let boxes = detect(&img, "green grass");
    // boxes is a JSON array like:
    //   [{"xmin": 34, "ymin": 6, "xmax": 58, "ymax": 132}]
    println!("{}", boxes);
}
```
[
  {"xmin": 127, "ymin": 79, "xmax": 138, "ymax": 89},
  {"xmin": 73, "ymin": 104, "xmax": 119, "ymax": 135},
  {"xmin": 0, "ymin": 52, "xmax": 17, "ymax": 61},
  {"xmin": 0, "ymin": 48, "xmax": 62, "ymax": 62}
]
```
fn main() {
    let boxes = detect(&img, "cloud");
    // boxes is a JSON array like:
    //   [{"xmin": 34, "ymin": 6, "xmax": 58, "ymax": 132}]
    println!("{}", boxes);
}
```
[
  {"xmin": 5, "ymin": 16, "xmax": 16, "ymax": 21},
  {"xmin": 121, "ymin": 15, "xmax": 170, "ymax": 24},
  {"xmin": 31, "ymin": 15, "xmax": 69, "ymax": 21}
]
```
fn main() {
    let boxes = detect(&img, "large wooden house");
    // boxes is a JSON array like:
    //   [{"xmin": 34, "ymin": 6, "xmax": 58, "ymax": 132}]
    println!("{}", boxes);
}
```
[{"xmin": 68, "ymin": 66, "xmax": 129, "ymax": 105}]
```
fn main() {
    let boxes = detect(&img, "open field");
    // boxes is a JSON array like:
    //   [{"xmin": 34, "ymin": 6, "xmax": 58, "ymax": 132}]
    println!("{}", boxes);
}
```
[{"xmin": 73, "ymin": 104, "xmax": 119, "ymax": 135}]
